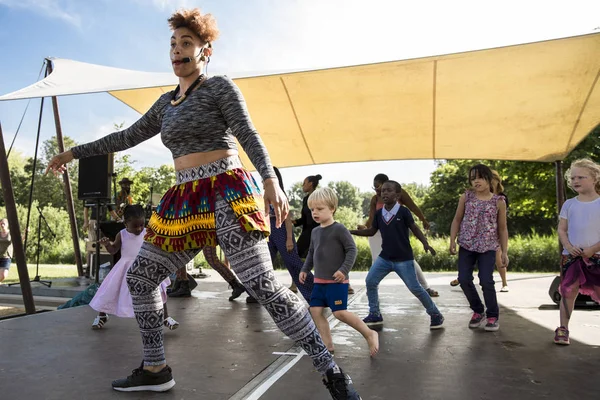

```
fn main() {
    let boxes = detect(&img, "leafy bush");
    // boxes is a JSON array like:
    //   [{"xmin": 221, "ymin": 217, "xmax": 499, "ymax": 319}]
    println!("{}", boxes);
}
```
[
  {"xmin": 273, "ymin": 233, "xmax": 561, "ymax": 273},
  {"xmin": 0, "ymin": 203, "xmax": 85, "ymax": 264}
]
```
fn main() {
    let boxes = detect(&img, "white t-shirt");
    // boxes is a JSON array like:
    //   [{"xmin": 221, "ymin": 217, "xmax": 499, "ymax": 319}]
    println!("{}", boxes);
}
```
[{"xmin": 559, "ymin": 197, "xmax": 600, "ymax": 255}]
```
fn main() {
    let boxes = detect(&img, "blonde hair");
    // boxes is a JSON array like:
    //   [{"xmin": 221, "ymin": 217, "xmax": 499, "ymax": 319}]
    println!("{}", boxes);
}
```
[
  {"xmin": 491, "ymin": 170, "xmax": 504, "ymax": 194},
  {"xmin": 565, "ymin": 158, "xmax": 600, "ymax": 194},
  {"xmin": 307, "ymin": 187, "xmax": 338, "ymax": 211}
]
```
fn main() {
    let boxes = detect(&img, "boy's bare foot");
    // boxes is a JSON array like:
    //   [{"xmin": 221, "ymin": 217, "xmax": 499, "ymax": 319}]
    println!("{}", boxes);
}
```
[{"xmin": 367, "ymin": 330, "xmax": 379, "ymax": 356}]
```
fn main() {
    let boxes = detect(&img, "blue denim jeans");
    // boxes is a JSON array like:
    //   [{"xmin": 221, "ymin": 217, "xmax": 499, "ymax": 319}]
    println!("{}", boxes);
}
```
[
  {"xmin": 366, "ymin": 257, "xmax": 440, "ymax": 316},
  {"xmin": 457, "ymin": 247, "xmax": 499, "ymax": 319},
  {"xmin": 0, "ymin": 257, "xmax": 10, "ymax": 270}
]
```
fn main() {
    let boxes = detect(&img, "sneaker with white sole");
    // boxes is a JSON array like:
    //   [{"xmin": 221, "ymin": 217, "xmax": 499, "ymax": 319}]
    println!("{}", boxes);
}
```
[
  {"xmin": 554, "ymin": 326, "xmax": 570, "ymax": 345},
  {"xmin": 112, "ymin": 363, "xmax": 175, "ymax": 392},
  {"xmin": 484, "ymin": 317, "xmax": 500, "ymax": 332},
  {"xmin": 362, "ymin": 312, "xmax": 383, "ymax": 328},
  {"xmin": 322, "ymin": 366, "xmax": 362, "ymax": 399},
  {"xmin": 92, "ymin": 315, "xmax": 108, "ymax": 330},
  {"xmin": 500, "ymin": 286, "xmax": 509, "ymax": 292},
  {"xmin": 164, "ymin": 317, "xmax": 180, "ymax": 330},
  {"xmin": 430, "ymin": 313, "xmax": 445, "ymax": 330},
  {"xmin": 469, "ymin": 312, "xmax": 485, "ymax": 328}
]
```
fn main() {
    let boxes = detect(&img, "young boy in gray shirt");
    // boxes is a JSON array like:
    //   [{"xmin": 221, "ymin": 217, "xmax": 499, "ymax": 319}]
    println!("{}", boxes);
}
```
[{"xmin": 300, "ymin": 187, "xmax": 379, "ymax": 357}]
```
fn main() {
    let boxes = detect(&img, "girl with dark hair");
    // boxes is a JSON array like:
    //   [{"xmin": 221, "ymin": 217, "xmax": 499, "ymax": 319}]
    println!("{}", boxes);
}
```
[
  {"xmin": 450, "ymin": 164, "xmax": 508, "ymax": 332},
  {"xmin": 268, "ymin": 167, "xmax": 314, "ymax": 302},
  {"xmin": 90, "ymin": 205, "xmax": 179, "ymax": 330},
  {"xmin": 294, "ymin": 174, "xmax": 322, "ymax": 258},
  {"xmin": 450, "ymin": 169, "xmax": 510, "ymax": 291},
  {"xmin": 46, "ymin": 8, "xmax": 359, "ymax": 397}
]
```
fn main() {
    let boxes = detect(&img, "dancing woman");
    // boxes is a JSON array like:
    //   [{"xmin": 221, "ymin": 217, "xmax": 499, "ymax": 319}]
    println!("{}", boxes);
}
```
[{"xmin": 47, "ymin": 8, "xmax": 360, "ymax": 399}]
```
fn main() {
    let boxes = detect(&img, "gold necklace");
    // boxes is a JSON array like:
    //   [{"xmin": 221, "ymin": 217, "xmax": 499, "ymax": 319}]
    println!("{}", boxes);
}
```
[{"xmin": 171, "ymin": 74, "xmax": 207, "ymax": 106}]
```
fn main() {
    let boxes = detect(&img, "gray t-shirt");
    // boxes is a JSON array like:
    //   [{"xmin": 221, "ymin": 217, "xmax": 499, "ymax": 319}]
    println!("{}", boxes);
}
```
[{"xmin": 301, "ymin": 222, "xmax": 357, "ymax": 280}]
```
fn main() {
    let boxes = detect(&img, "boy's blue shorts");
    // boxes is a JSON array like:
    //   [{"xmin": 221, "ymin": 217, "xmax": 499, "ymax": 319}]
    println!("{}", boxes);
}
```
[{"xmin": 309, "ymin": 283, "xmax": 349, "ymax": 312}]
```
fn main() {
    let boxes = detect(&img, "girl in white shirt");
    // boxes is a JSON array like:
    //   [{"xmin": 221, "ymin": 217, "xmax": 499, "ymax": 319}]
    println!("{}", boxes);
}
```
[{"xmin": 555, "ymin": 158, "xmax": 600, "ymax": 345}]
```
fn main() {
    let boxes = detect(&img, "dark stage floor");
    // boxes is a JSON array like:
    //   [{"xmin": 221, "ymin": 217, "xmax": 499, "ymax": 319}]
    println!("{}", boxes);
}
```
[{"xmin": 2, "ymin": 276, "xmax": 599, "ymax": 400}]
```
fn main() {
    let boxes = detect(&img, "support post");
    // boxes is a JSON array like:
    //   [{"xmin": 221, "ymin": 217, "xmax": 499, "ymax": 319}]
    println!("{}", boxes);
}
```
[
  {"xmin": 46, "ymin": 60, "xmax": 84, "ymax": 277},
  {"xmin": 555, "ymin": 160, "xmax": 567, "ymax": 274},
  {"xmin": 0, "ymin": 123, "xmax": 36, "ymax": 314}
]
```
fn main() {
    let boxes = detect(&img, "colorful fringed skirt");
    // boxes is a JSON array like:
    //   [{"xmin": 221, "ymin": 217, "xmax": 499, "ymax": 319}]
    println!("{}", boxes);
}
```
[
  {"xmin": 559, "ymin": 254, "xmax": 600, "ymax": 303},
  {"xmin": 144, "ymin": 156, "xmax": 270, "ymax": 252}
]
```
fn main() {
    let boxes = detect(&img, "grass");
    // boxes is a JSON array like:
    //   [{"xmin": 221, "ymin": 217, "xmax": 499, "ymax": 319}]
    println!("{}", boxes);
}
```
[{"xmin": 4, "ymin": 264, "xmax": 80, "ymax": 284}]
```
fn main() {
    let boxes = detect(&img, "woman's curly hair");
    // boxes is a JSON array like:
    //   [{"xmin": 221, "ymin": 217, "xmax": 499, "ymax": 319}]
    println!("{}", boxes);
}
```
[{"xmin": 168, "ymin": 8, "xmax": 219, "ymax": 44}]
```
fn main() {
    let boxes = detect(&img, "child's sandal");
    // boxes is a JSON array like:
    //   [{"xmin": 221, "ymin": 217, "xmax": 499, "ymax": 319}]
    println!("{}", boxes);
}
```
[
  {"xmin": 92, "ymin": 315, "xmax": 108, "ymax": 330},
  {"xmin": 164, "ymin": 317, "xmax": 180, "ymax": 330}
]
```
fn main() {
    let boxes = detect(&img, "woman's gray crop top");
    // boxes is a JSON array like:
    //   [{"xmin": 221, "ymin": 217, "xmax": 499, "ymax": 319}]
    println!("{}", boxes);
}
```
[{"xmin": 70, "ymin": 75, "xmax": 275, "ymax": 180}]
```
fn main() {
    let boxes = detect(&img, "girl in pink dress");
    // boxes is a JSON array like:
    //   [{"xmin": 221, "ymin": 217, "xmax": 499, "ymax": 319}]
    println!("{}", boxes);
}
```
[{"xmin": 90, "ymin": 205, "xmax": 178, "ymax": 330}]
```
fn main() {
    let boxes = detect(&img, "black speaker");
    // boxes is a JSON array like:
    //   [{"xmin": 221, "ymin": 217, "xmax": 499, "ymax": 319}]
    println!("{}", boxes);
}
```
[{"xmin": 78, "ymin": 154, "xmax": 114, "ymax": 200}]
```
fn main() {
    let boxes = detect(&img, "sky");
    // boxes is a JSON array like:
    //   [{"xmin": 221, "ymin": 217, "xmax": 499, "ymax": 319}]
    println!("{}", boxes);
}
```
[{"xmin": 0, "ymin": 0, "xmax": 598, "ymax": 194}]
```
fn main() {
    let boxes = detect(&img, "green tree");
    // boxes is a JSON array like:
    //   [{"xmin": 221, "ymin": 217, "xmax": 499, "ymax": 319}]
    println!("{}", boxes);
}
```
[
  {"xmin": 0, "ymin": 150, "xmax": 29, "ymax": 208},
  {"xmin": 133, "ymin": 165, "xmax": 176, "ymax": 205},
  {"xmin": 421, "ymin": 124, "xmax": 600, "ymax": 236},
  {"xmin": 401, "ymin": 182, "xmax": 429, "ymax": 208},
  {"xmin": 360, "ymin": 191, "xmax": 373, "ymax": 218},
  {"xmin": 334, "ymin": 206, "xmax": 362, "ymax": 230},
  {"xmin": 287, "ymin": 181, "xmax": 304, "ymax": 220},
  {"xmin": 327, "ymin": 181, "xmax": 362, "ymax": 213}
]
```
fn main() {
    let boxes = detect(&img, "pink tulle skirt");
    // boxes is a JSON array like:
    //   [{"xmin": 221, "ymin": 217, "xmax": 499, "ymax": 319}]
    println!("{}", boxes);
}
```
[
  {"xmin": 89, "ymin": 257, "xmax": 170, "ymax": 318},
  {"xmin": 559, "ymin": 255, "xmax": 600, "ymax": 303}
]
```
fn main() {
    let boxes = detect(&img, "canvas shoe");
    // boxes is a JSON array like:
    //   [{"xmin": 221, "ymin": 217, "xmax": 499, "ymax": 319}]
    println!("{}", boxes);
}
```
[{"xmin": 112, "ymin": 363, "xmax": 175, "ymax": 392}]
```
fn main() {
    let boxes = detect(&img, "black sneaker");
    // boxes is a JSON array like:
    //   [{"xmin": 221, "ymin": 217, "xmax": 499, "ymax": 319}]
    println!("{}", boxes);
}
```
[
  {"xmin": 246, "ymin": 295, "xmax": 259, "ymax": 303},
  {"xmin": 112, "ymin": 363, "xmax": 175, "ymax": 392},
  {"xmin": 229, "ymin": 281, "xmax": 246, "ymax": 301},
  {"xmin": 322, "ymin": 366, "xmax": 362, "ymax": 400}
]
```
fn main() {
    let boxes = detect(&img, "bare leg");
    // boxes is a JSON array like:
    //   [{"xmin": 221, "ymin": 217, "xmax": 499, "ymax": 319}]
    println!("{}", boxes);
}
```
[
  {"xmin": 333, "ymin": 310, "xmax": 379, "ymax": 356},
  {"xmin": 311, "ymin": 307, "xmax": 333, "ymax": 352},
  {"xmin": 559, "ymin": 282, "xmax": 579, "ymax": 328},
  {"xmin": 496, "ymin": 252, "xmax": 508, "ymax": 287}
]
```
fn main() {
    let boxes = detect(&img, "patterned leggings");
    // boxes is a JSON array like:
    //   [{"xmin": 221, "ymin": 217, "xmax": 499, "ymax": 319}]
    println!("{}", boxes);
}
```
[
  {"xmin": 268, "ymin": 216, "xmax": 314, "ymax": 302},
  {"xmin": 126, "ymin": 194, "xmax": 335, "ymax": 373}
]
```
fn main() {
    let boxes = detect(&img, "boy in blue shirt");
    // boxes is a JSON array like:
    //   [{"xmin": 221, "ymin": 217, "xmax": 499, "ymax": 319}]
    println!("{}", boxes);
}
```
[{"xmin": 351, "ymin": 180, "xmax": 444, "ymax": 330}]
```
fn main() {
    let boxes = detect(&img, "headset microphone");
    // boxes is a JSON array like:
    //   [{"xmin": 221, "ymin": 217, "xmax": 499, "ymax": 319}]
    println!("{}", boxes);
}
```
[{"xmin": 181, "ymin": 57, "xmax": 193, "ymax": 63}]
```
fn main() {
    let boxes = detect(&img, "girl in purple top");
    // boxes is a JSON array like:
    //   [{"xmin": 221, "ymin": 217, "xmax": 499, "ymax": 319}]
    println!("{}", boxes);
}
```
[{"xmin": 450, "ymin": 164, "xmax": 508, "ymax": 332}]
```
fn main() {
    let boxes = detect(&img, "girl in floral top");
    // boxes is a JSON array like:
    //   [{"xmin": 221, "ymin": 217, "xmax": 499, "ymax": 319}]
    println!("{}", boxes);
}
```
[{"xmin": 449, "ymin": 164, "xmax": 508, "ymax": 332}]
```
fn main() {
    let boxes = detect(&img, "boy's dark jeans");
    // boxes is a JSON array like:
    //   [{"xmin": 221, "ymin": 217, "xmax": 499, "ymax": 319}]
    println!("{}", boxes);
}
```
[{"xmin": 458, "ymin": 247, "xmax": 499, "ymax": 319}]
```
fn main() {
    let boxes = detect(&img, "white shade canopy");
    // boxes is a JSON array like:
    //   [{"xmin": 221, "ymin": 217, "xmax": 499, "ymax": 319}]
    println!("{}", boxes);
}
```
[{"xmin": 2, "ymin": 33, "xmax": 599, "ymax": 170}]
